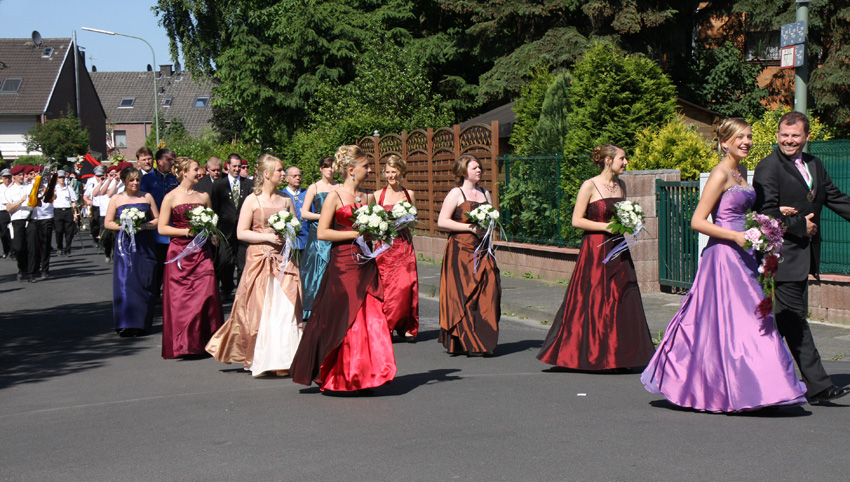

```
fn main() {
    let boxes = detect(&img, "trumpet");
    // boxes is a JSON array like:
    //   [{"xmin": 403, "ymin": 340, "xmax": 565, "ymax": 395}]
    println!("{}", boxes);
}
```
[{"xmin": 27, "ymin": 163, "xmax": 58, "ymax": 207}]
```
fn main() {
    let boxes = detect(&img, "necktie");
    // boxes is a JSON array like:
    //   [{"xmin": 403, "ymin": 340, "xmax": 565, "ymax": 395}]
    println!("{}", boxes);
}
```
[
  {"xmin": 231, "ymin": 178, "xmax": 239, "ymax": 204},
  {"xmin": 794, "ymin": 159, "xmax": 812, "ymax": 189}
]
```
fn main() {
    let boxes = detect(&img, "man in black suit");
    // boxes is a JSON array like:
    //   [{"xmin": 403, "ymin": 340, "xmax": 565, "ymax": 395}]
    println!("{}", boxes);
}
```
[
  {"xmin": 196, "ymin": 156, "xmax": 222, "ymax": 195},
  {"xmin": 210, "ymin": 154, "xmax": 253, "ymax": 299},
  {"xmin": 753, "ymin": 111, "xmax": 850, "ymax": 404}
]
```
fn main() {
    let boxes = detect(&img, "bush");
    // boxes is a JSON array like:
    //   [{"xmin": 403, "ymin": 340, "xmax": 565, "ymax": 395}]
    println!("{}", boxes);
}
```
[
  {"xmin": 525, "ymin": 72, "xmax": 571, "ymax": 155},
  {"xmin": 24, "ymin": 108, "xmax": 90, "ymax": 161},
  {"xmin": 14, "ymin": 155, "xmax": 46, "ymax": 166},
  {"xmin": 630, "ymin": 116, "xmax": 716, "ymax": 181},
  {"xmin": 510, "ymin": 65, "xmax": 554, "ymax": 155}
]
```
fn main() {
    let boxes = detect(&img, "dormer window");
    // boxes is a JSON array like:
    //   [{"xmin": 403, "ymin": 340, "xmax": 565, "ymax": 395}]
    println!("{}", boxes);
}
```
[
  {"xmin": 41, "ymin": 47, "xmax": 54, "ymax": 58},
  {"xmin": 193, "ymin": 96, "xmax": 209, "ymax": 108},
  {"xmin": 162, "ymin": 97, "xmax": 173, "ymax": 107},
  {"xmin": 0, "ymin": 78, "xmax": 22, "ymax": 93},
  {"xmin": 119, "ymin": 97, "xmax": 135, "ymax": 108}
]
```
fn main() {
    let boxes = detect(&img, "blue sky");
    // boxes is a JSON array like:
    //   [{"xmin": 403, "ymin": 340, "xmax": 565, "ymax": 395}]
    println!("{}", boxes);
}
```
[{"xmin": 0, "ymin": 0, "xmax": 182, "ymax": 72}]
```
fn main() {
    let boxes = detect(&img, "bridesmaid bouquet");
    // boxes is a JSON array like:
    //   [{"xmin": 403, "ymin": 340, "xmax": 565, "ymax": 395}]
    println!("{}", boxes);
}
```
[
  {"xmin": 269, "ymin": 210, "xmax": 301, "ymax": 241},
  {"xmin": 743, "ymin": 211, "xmax": 785, "ymax": 319},
  {"xmin": 608, "ymin": 200, "xmax": 644, "ymax": 235},
  {"xmin": 352, "ymin": 203, "xmax": 398, "ymax": 243},
  {"xmin": 465, "ymin": 204, "xmax": 505, "ymax": 273},
  {"xmin": 187, "ymin": 205, "xmax": 225, "ymax": 242},
  {"xmin": 390, "ymin": 201, "xmax": 418, "ymax": 230},
  {"xmin": 119, "ymin": 207, "xmax": 146, "ymax": 234}
]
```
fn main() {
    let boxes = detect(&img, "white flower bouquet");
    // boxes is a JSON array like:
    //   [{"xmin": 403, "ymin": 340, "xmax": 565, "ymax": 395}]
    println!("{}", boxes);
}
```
[
  {"xmin": 187, "ymin": 205, "xmax": 225, "ymax": 243},
  {"xmin": 269, "ymin": 210, "xmax": 301, "ymax": 243},
  {"xmin": 390, "ymin": 201, "xmax": 418, "ymax": 230},
  {"xmin": 465, "ymin": 203, "xmax": 501, "ymax": 231},
  {"xmin": 607, "ymin": 200, "xmax": 644, "ymax": 235},
  {"xmin": 119, "ymin": 207, "xmax": 146, "ymax": 234},
  {"xmin": 352, "ymin": 203, "xmax": 397, "ymax": 244}
]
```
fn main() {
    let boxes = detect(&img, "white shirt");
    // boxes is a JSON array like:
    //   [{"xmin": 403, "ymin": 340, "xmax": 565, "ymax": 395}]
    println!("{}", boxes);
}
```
[
  {"xmin": 53, "ymin": 183, "xmax": 78, "ymax": 208},
  {"xmin": 5, "ymin": 183, "xmax": 33, "ymax": 221},
  {"xmin": 0, "ymin": 183, "xmax": 8, "ymax": 210},
  {"xmin": 33, "ymin": 200, "xmax": 53, "ymax": 219}
]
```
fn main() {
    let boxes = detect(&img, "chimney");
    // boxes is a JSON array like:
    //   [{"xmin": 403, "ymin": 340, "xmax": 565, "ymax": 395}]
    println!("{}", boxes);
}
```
[{"xmin": 159, "ymin": 64, "xmax": 173, "ymax": 78}]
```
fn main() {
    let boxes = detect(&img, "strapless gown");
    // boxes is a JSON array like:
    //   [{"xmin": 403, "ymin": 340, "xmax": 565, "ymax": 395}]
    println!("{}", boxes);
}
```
[
  {"xmin": 641, "ymin": 186, "xmax": 807, "ymax": 412},
  {"xmin": 112, "ymin": 203, "xmax": 156, "ymax": 334},
  {"xmin": 206, "ymin": 206, "xmax": 303, "ymax": 376},
  {"xmin": 300, "ymin": 192, "xmax": 332, "ymax": 320},
  {"xmin": 537, "ymin": 197, "xmax": 655, "ymax": 370},
  {"xmin": 375, "ymin": 190, "xmax": 419, "ymax": 338},
  {"xmin": 161, "ymin": 203, "xmax": 224, "ymax": 358},
  {"xmin": 290, "ymin": 203, "xmax": 396, "ymax": 391}
]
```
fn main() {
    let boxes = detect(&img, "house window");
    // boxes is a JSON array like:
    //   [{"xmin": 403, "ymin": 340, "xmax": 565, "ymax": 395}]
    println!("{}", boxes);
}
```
[
  {"xmin": 746, "ymin": 32, "xmax": 781, "ymax": 61},
  {"xmin": 41, "ymin": 47, "xmax": 54, "ymax": 58},
  {"xmin": 0, "ymin": 78, "xmax": 22, "ymax": 93},
  {"xmin": 119, "ymin": 98, "xmax": 135, "ymax": 108},
  {"xmin": 162, "ymin": 97, "xmax": 173, "ymax": 107},
  {"xmin": 193, "ymin": 96, "xmax": 210, "ymax": 108},
  {"xmin": 114, "ymin": 130, "xmax": 127, "ymax": 148}
]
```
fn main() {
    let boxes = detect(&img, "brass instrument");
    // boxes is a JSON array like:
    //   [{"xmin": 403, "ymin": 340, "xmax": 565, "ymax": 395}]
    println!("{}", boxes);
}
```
[{"xmin": 26, "ymin": 163, "xmax": 58, "ymax": 207}]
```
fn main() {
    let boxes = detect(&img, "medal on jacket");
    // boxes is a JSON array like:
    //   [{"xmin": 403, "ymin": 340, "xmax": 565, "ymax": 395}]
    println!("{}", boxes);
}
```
[{"xmin": 807, "ymin": 191, "xmax": 814, "ymax": 203}]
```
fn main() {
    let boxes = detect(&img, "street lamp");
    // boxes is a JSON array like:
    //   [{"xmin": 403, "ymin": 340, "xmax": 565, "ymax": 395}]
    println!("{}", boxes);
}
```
[{"xmin": 81, "ymin": 27, "xmax": 160, "ymax": 146}]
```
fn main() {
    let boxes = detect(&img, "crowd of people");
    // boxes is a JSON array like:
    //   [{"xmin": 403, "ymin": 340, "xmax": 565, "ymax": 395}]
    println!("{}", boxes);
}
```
[{"xmin": 2, "ymin": 112, "xmax": 849, "ymax": 409}]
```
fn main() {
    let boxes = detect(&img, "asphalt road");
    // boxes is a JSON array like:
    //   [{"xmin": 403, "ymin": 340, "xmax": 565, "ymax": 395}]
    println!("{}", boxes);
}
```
[{"xmin": 1, "ymin": 241, "xmax": 850, "ymax": 481}]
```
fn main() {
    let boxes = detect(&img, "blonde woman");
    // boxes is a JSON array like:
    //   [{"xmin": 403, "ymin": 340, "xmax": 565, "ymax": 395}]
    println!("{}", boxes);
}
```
[
  {"xmin": 291, "ymin": 145, "xmax": 396, "ymax": 393},
  {"xmin": 158, "ymin": 157, "xmax": 224, "ymax": 359},
  {"xmin": 207, "ymin": 154, "xmax": 303, "ymax": 376}
]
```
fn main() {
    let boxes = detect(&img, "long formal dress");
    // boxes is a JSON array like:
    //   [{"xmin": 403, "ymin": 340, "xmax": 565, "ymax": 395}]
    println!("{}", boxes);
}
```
[
  {"xmin": 290, "ymin": 200, "xmax": 396, "ymax": 391},
  {"xmin": 375, "ymin": 188, "xmax": 420, "ymax": 338},
  {"xmin": 112, "ymin": 203, "xmax": 157, "ymax": 334},
  {"xmin": 206, "ymin": 205, "xmax": 303, "ymax": 376},
  {"xmin": 300, "ymin": 192, "xmax": 332, "ymax": 319},
  {"xmin": 439, "ymin": 190, "xmax": 501, "ymax": 354},
  {"xmin": 641, "ymin": 186, "xmax": 808, "ymax": 412},
  {"xmin": 537, "ymin": 197, "xmax": 655, "ymax": 370},
  {"xmin": 162, "ymin": 203, "xmax": 224, "ymax": 359}
]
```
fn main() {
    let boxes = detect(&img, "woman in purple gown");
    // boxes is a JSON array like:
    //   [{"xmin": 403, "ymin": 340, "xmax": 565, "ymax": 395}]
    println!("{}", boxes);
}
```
[
  {"xmin": 641, "ymin": 118, "xmax": 807, "ymax": 412},
  {"xmin": 103, "ymin": 166, "xmax": 159, "ymax": 337},
  {"xmin": 158, "ymin": 157, "xmax": 224, "ymax": 359}
]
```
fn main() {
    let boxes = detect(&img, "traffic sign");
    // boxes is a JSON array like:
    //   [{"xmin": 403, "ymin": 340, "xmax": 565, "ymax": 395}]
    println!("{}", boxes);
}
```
[{"xmin": 781, "ymin": 21, "xmax": 806, "ymax": 47}]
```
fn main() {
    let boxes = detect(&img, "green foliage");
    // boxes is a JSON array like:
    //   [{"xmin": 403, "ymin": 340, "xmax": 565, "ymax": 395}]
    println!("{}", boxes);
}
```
[
  {"xmin": 630, "ymin": 116, "xmax": 716, "ymax": 181},
  {"xmin": 526, "ymin": 72, "xmax": 572, "ymax": 154},
  {"xmin": 500, "ymin": 154, "xmax": 564, "ymax": 245},
  {"xmin": 560, "ymin": 42, "xmax": 676, "ymax": 241},
  {"xmin": 13, "ymin": 155, "xmax": 45, "ymax": 166},
  {"xmin": 510, "ymin": 65, "xmax": 555, "ymax": 155},
  {"xmin": 745, "ymin": 107, "xmax": 834, "ymax": 170},
  {"xmin": 679, "ymin": 42, "xmax": 766, "ymax": 119},
  {"xmin": 24, "ymin": 108, "xmax": 90, "ymax": 161}
]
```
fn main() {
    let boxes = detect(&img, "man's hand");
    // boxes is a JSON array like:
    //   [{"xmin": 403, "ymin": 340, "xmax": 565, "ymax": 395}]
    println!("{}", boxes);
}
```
[{"xmin": 805, "ymin": 213, "xmax": 818, "ymax": 237}]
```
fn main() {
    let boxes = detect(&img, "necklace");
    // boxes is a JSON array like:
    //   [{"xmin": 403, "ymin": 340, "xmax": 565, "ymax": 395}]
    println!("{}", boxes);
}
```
[
  {"xmin": 730, "ymin": 168, "xmax": 744, "ymax": 183},
  {"xmin": 181, "ymin": 188, "xmax": 195, "ymax": 195},
  {"xmin": 601, "ymin": 178, "xmax": 618, "ymax": 193}
]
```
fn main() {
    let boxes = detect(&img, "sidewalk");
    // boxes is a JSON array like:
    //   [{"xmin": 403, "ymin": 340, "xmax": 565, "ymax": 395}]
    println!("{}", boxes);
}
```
[{"xmin": 416, "ymin": 260, "xmax": 850, "ymax": 362}]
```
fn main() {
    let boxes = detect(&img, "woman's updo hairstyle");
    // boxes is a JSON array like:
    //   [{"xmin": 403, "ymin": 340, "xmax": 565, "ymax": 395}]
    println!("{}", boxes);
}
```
[
  {"xmin": 716, "ymin": 118, "xmax": 750, "ymax": 154},
  {"xmin": 120, "ymin": 166, "xmax": 141, "ymax": 184},
  {"xmin": 452, "ymin": 154, "xmax": 480, "ymax": 186},
  {"xmin": 172, "ymin": 157, "xmax": 198, "ymax": 181},
  {"xmin": 384, "ymin": 154, "xmax": 407, "ymax": 178},
  {"xmin": 333, "ymin": 145, "xmax": 367, "ymax": 178},
  {"xmin": 590, "ymin": 144, "xmax": 623, "ymax": 170},
  {"xmin": 253, "ymin": 153, "xmax": 282, "ymax": 195}
]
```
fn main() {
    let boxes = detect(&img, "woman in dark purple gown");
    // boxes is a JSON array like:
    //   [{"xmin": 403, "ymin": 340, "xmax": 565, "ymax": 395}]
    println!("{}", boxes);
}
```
[
  {"xmin": 158, "ymin": 157, "xmax": 224, "ymax": 359},
  {"xmin": 104, "ymin": 166, "xmax": 159, "ymax": 337}
]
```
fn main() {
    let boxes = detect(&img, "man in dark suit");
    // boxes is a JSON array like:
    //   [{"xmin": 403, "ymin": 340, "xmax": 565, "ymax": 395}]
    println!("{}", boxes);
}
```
[
  {"xmin": 753, "ymin": 111, "xmax": 850, "ymax": 404},
  {"xmin": 196, "ymin": 156, "xmax": 222, "ymax": 195},
  {"xmin": 139, "ymin": 149, "xmax": 178, "ymax": 296},
  {"xmin": 211, "ymin": 154, "xmax": 253, "ymax": 299}
]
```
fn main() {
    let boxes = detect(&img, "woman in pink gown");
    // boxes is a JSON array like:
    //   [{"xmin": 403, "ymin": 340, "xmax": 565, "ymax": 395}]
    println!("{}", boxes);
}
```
[
  {"xmin": 158, "ymin": 157, "xmax": 224, "ymax": 359},
  {"xmin": 290, "ymin": 145, "xmax": 396, "ymax": 393},
  {"xmin": 375, "ymin": 155, "xmax": 419, "ymax": 341}
]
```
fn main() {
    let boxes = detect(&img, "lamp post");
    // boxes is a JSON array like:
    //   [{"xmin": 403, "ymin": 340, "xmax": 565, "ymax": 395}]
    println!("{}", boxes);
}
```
[{"xmin": 81, "ymin": 27, "xmax": 160, "ymax": 146}]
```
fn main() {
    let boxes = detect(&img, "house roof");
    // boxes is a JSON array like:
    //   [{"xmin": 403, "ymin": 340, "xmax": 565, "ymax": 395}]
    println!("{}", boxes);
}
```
[
  {"xmin": 91, "ymin": 67, "xmax": 214, "ymax": 136},
  {"xmin": 461, "ymin": 101, "xmax": 516, "ymax": 138},
  {"xmin": 0, "ymin": 37, "xmax": 72, "ymax": 115}
]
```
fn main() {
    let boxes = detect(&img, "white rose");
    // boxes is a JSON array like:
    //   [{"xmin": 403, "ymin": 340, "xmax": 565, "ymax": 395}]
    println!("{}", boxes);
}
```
[
  {"xmin": 491, "ymin": 211, "xmax": 500, "ymax": 220},
  {"xmin": 368, "ymin": 217, "xmax": 381, "ymax": 228},
  {"xmin": 374, "ymin": 205, "xmax": 384, "ymax": 212},
  {"xmin": 292, "ymin": 219, "xmax": 301, "ymax": 229}
]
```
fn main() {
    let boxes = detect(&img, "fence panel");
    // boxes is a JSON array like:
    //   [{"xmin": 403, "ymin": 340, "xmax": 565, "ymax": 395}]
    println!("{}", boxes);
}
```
[
  {"xmin": 810, "ymin": 140, "xmax": 850, "ymax": 274},
  {"xmin": 657, "ymin": 179, "xmax": 700, "ymax": 289},
  {"xmin": 499, "ymin": 154, "xmax": 569, "ymax": 247}
]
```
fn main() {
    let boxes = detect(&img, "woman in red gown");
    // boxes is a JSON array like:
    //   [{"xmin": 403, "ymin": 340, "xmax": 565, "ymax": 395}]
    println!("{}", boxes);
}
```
[
  {"xmin": 537, "ymin": 144, "xmax": 654, "ymax": 370},
  {"xmin": 290, "ymin": 145, "xmax": 396, "ymax": 392},
  {"xmin": 375, "ymin": 155, "xmax": 419, "ymax": 341},
  {"xmin": 158, "ymin": 157, "xmax": 224, "ymax": 359}
]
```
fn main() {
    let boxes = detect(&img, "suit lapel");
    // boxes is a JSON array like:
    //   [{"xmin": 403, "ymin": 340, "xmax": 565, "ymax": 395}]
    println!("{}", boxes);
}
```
[{"xmin": 778, "ymin": 151, "xmax": 811, "ymax": 192}]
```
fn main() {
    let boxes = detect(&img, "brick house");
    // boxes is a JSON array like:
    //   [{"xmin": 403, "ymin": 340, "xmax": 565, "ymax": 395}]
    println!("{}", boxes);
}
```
[
  {"xmin": 0, "ymin": 36, "xmax": 106, "ymax": 160},
  {"xmin": 91, "ymin": 65, "xmax": 213, "ymax": 159}
]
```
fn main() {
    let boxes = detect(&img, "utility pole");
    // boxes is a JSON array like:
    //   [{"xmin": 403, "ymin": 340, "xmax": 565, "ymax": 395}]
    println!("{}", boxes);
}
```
[{"xmin": 794, "ymin": 0, "xmax": 810, "ymax": 115}]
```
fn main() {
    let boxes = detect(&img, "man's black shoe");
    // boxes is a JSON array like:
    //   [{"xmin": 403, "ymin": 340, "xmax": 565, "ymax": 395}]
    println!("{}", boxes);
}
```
[{"xmin": 809, "ymin": 385, "xmax": 850, "ymax": 404}]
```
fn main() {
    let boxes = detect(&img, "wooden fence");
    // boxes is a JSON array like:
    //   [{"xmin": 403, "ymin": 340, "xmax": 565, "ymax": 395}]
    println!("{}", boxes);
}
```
[{"xmin": 357, "ymin": 122, "xmax": 500, "ymax": 236}]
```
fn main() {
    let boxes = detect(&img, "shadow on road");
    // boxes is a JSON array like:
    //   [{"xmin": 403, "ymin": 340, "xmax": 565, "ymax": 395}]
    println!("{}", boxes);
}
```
[
  {"xmin": 495, "ymin": 338, "xmax": 543, "ymax": 357},
  {"xmin": 0, "ymin": 300, "xmax": 147, "ymax": 390},
  {"xmin": 378, "ymin": 368, "xmax": 463, "ymax": 396},
  {"xmin": 648, "ymin": 399, "xmax": 812, "ymax": 417}
]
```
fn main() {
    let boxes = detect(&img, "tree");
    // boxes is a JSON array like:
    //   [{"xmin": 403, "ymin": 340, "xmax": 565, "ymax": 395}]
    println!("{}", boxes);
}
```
[
  {"xmin": 509, "ymin": 65, "xmax": 555, "ymax": 155},
  {"xmin": 560, "ymin": 42, "xmax": 676, "ymax": 240},
  {"xmin": 630, "ymin": 116, "xmax": 716, "ymax": 181},
  {"xmin": 526, "ymin": 72, "xmax": 571, "ymax": 154},
  {"xmin": 24, "ymin": 108, "xmax": 90, "ymax": 161}
]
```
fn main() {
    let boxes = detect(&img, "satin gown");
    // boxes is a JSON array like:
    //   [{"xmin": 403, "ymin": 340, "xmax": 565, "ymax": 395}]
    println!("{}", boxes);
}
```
[
  {"xmin": 161, "ymin": 203, "xmax": 224, "ymax": 359},
  {"xmin": 206, "ymin": 206, "xmax": 303, "ymax": 376},
  {"xmin": 112, "ymin": 203, "xmax": 156, "ymax": 334},
  {"xmin": 641, "ymin": 186, "xmax": 808, "ymax": 412},
  {"xmin": 300, "ymin": 192, "xmax": 332, "ymax": 320},
  {"xmin": 375, "ymin": 188, "xmax": 419, "ymax": 338},
  {"xmin": 439, "ymin": 192, "xmax": 501, "ymax": 354},
  {"xmin": 537, "ymin": 197, "xmax": 655, "ymax": 370},
  {"xmin": 290, "ymin": 202, "xmax": 396, "ymax": 391}
]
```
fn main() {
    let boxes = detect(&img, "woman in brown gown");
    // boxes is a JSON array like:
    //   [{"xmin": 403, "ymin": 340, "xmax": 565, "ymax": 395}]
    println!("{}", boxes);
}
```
[
  {"xmin": 437, "ymin": 154, "xmax": 501, "ymax": 356},
  {"xmin": 206, "ymin": 154, "xmax": 303, "ymax": 376},
  {"xmin": 537, "ymin": 144, "xmax": 654, "ymax": 370}
]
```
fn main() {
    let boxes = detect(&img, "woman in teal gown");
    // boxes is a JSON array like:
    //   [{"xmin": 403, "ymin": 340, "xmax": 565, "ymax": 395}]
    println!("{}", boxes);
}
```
[{"xmin": 300, "ymin": 156, "xmax": 339, "ymax": 320}]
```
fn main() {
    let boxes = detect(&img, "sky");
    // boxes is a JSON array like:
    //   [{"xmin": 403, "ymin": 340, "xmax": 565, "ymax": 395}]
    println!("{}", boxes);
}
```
[{"xmin": 0, "ymin": 0, "xmax": 182, "ymax": 72}]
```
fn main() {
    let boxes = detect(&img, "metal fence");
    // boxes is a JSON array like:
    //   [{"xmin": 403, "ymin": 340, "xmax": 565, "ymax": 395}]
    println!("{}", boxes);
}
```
[
  {"xmin": 811, "ymin": 140, "xmax": 850, "ymax": 274},
  {"xmin": 656, "ymin": 180, "xmax": 700, "ymax": 289}
]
